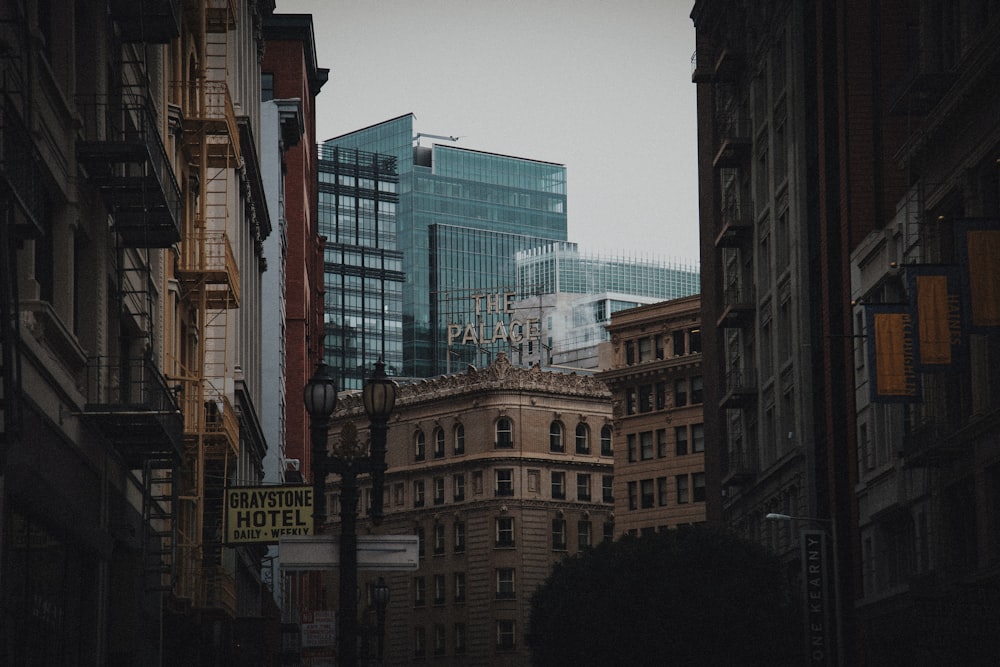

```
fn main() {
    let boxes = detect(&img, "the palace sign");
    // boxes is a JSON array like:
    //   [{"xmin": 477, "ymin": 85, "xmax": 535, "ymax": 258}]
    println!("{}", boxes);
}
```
[
  {"xmin": 224, "ymin": 485, "xmax": 313, "ymax": 545},
  {"xmin": 446, "ymin": 291, "xmax": 541, "ymax": 347}
]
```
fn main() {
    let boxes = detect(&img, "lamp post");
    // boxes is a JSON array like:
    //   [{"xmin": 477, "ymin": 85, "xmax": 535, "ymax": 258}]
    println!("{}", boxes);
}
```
[
  {"xmin": 304, "ymin": 359, "xmax": 397, "ymax": 667},
  {"xmin": 373, "ymin": 576, "xmax": 390, "ymax": 665},
  {"xmin": 765, "ymin": 513, "xmax": 843, "ymax": 667}
]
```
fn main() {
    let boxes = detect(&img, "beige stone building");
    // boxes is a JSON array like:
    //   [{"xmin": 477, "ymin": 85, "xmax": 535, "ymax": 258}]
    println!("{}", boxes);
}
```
[
  {"xmin": 598, "ymin": 295, "xmax": 706, "ymax": 535},
  {"xmin": 324, "ymin": 353, "xmax": 613, "ymax": 665}
]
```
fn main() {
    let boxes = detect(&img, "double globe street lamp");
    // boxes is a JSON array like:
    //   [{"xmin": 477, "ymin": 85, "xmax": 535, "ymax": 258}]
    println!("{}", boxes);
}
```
[{"xmin": 305, "ymin": 359, "xmax": 397, "ymax": 667}]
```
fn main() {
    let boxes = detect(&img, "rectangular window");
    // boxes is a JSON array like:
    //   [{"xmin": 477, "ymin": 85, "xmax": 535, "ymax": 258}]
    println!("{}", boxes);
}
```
[
  {"xmin": 675, "ymin": 426, "xmax": 689, "ymax": 456},
  {"xmin": 434, "ymin": 624, "xmax": 446, "ymax": 655},
  {"xmin": 673, "ymin": 330, "xmax": 686, "ymax": 356},
  {"xmin": 454, "ymin": 572, "xmax": 466, "ymax": 602},
  {"xmin": 496, "ymin": 568, "xmax": 516, "ymax": 599},
  {"xmin": 638, "ymin": 337, "xmax": 652, "ymax": 361},
  {"xmin": 691, "ymin": 376, "xmax": 704, "ymax": 404},
  {"xmin": 692, "ymin": 423, "xmax": 705, "ymax": 453},
  {"xmin": 434, "ymin": 524, "xmax": 445, "ymax": 554},
  {"xmin": 551, "ymin": 471, "xmax": 566, "ymax": 499},
  {"xmin": 625, "ymin": 340, "xmax": 635, "ymax": 365},
  {"xmin": 394, "ymin": 482, "xmax": 405, "ymax": 506},
  {"xmin": 576, "ymin": 473, "xmax": 591, "ymax": 501},
  {"xmin": 497, "ymin": 620, "xmax": 516, "ymax": 651},
  {"xmin": 693, "ymin": 472, "xmax": 706, "ymax": 502},
  {"xmin": 496, "ymin": 517, "xmax": 515, "ymax": 547},
  {"xmin": 656, "ymin": 429, "xmax": 667, "ymax": 458},
  {"xmin": 578, "ymin": 520, "xmax": 592, "ymax": 549},
  {"xmin": 628, "ymin": 481, "xmax": 638, "ymax": 510},
  {"xmin": 455, "ymin": 623, "xmax": 467, "ymax": 653},
  {"xmin": 656, "ymin": 382, "xmax": 668, "ymax": 410},
  {"xmin": 552, "ymin": 519, "xmax": 567, "ymax": 550},
  {"xmin": 655, "ymin": 335, "xmax": 665, "ymax": 359},
  {"xmin": 603, "ymin": 521, "xmax": 614, "ymax": 542},
  {"xmin": 414, "ymin": 626, "xmax": 426, "ymax": 657},
  {"xmin": 641, "ymin": 479, "xmax": 654, "ymax": 509},
  {"xmin": 496, "ymin": 469, "xmax": 514, "ymax": 496},
  {"xmin": 414, "ymin": 480, "xmax": 425, "ymax": 507},
  {"xmin": 433, "ymin": 477, "xmax": 445, "ymax": 505},
  {"xmin": 639, "ymin": 384, "xmax": 653, "ymax": 413},
  {"xmin": 657, "ymin": 477, "xmax": 668, "ymax": 506},
  {"xmin": 675, "ymin": 379, "xmax": 688, "ymax": 407},
  {"xmin": 453, "ymin": 474, "xmax": 465, "ymax": 501},
  {"xmin": 416, "ymin": 527, "xmax": 425, "ymax": 559},
  {"xmin": 601, "ymin": 427, "xmax": 613, "ymax": 456},
  {"xmin": 627, "ymin": 434, "xmax": 637, "ymax": 462},
  {"xmin": 414, "ymin": 576, "xmax": 426, "ymax": 606},
  {"xmin": 434, "ymin": 574, "xmax": 446, "ymax": 604},
  {"xmin": 454, "ymin": 522, "xmax": 466, "ymax": 553},
  {"xmin": 677, "ymin": 475, "xmax": 690, "ymax": 504},
  {"xmin": 640, "ymin": 431, "xmax": 654, "ymax": 460},
  {"xmin": 602, "ymin": 475, "xmax": 614, "ymax": 503}
]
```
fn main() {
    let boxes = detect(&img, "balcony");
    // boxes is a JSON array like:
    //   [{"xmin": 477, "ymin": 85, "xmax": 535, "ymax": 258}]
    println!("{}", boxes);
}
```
[
  {"xmin": 82, "ymin": 355, "xmax": 184, "ymax": 466},
  {"xmin": 715, "ymin": 203, "xmax": 753, "ymax": 248},
  {"xmin": 1, "ymin": 96, "xmax": 46, "ymax": 238},
  {"xmin": 717, "ymin": 285, "xmax": 755, "ymax": 329},
  {"xmin": 713, "ymin": 112, "xmax": 752, "ymax": 169},
  {"xmin": 176, "ymin": 231, "xmax": 241, "ymax": 307},
  {"xmin": 111, "ymin": 0, "xmax": 180, "ymax": 43},
  {"xmin": 691, "ymin": 44, "xmax": 745, "ymax": 84},
  {"xmin": 888, "ymin": 65, "xmax": 954, "ymax": 116},
  {"xmin": 720, "ymin": 369, "xmax": 757, "ymax": 408},
  {"xmin": 179, "ymin": 382, "xmax": 239, "ymax": 460},
  {"xmin": 722, "ymin": 446, "xmax": 758, "ymax": 486},
  {"xmin": 77, "ymin": 94, "xmax": 182, "ymax": 247},
  {"xmin": 183, "ymin": 80, "xmax": 241, "ymax": 167}
]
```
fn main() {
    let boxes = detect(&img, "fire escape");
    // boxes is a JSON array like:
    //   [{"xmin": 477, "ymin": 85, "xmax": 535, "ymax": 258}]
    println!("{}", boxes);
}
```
[
  {"xmin": 75, "ymin": 1, "xmax": 184, "ymax": 597},
  {"xmin": 0, "ymin": 16, "xmax": 46, "ymax": 460},
  {"xmin": 173, "ymin": 0, "xmax": 241, "ymax": 617}
]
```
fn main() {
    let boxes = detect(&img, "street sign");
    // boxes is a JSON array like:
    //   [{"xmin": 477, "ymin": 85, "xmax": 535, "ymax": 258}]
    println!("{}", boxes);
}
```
[{"xmin": 279, "ymin": 534, "xmax": 420, "ymax": 571}]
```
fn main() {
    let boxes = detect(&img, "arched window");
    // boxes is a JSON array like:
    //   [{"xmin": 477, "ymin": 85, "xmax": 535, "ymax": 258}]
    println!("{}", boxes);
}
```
[
  {"xmin": 600, "ymin": 425, "xmax": 613, "ymax": 456},
  {"xmin": 575, "ymin": 423, "xmax": 590, "ymax": 454},
  {"xmin": 549, "ymin": 421, "xmax": 564, "ymax": 452},
  {"xmin": 414, "ymin": 430, "xmax": 426, "ymax": 461},
  {"xmin": 495, "ymin": 417, "xmax": 513, "ymax": 449},
  {"xmin": 434, "ymin": 428, "xmax": 445, "ymax": 458},
  {"xmin": 454, "ymin": 423, "xmax": 465, "ymax": 455}
]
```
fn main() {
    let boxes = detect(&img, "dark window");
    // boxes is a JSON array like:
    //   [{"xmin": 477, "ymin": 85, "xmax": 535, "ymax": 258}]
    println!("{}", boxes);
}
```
[
  {"xmin": 693, "ymin": 472, "xmax": 706, "ymax": 502},
  {"xmin": 641, "ymin": 479, "xmax": 654, "ymax": 508},
  {"xmin": 575, "ymin": 423, "xmax": 590, "ymax": 454},
  {"xmin": 549, "ymin": 421, "xmax": 564, "ymax": 452},
  {"xmin": 602, "ymin": 475, "xmax": 614, "ymax": 503},
  {"xmin": 576, "ymin": 473, "xmax": 591, "ymax": 501},
  {"xmin": 434, "ymin": 428, "xmax": 445, "ymax": 458},
  {"xmin": 454, "ymin": 423, "xmax": 465, "ymax": 454},
  {"xmin": 496, "ymin": 469, "xmax": 514, "ymax": 497},
  {"xmin": 496, "ymin": 417, "xmax": 513, "ymax": 448},
  {"xmin": 414, "ymin": 431, "xmax": 426, "ymax": 461},
  {"xmin": 600, "ymin": 425, "xmax": 613, "ymax": 456},
  {"xmin": 551, "ymin": 471, "xmax": 566, "ymax": 499},
  {"xmin": 675, "ymin": 426, "xmax": 689, "ymax": 456},
  {"xmin": 454, "ymin": 522, "xmax": 466, "ymax": 553},
  {"xmin": 552, "ymin": 519, "xmax": 567, "ymax": 550}
]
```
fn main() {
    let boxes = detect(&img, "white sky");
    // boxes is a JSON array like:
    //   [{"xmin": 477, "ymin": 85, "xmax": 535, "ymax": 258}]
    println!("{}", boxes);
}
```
[{"xmin": 276, "ymin": 0, "xmax": 701, "ymax": 265}]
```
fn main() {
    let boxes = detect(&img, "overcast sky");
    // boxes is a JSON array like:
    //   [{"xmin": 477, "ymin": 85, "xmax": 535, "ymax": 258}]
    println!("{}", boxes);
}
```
[{"xmin": 276, "ymin": 0, "xmax": 701, "ymax": 265}]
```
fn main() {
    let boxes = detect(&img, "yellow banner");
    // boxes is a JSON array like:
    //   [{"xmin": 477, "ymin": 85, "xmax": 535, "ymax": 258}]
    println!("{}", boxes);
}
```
[
  {"xmin": 873, "ymin": 311, "xmax": 916, "ymax": 397},
  {"xmin": 967, "ymin": 230, "xmax": 1000, "ymax": 327},
  {"xmin": 916, "ymin": 275, "xmax": 950, "ymax": 365},
  {"xmin": 225, "ymin": 486, "xmax": 314, "ymax": 545}
]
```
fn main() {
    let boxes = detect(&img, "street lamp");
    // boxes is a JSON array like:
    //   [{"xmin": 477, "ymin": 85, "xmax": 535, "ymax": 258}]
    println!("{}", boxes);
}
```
[
  {"xmin": 765, "ymin": 513, "xmax": 843, "ymax": 667},
  {"xmin": 304, "ymin": 359, "xmax": 398, "ymax": 667},
  {"xmin": 373, "ymin": 576, "xmax": 390, "ymax": 664}
]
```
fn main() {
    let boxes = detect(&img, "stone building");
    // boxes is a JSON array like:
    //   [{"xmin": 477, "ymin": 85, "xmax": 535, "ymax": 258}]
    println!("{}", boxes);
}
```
[
  {"xmin": 598, "ymin": 295, "xmax": 706, "ymax": 535},
  {"xmin": 324, "ymin": 353, "xmax": 614, "ymax": 665}
]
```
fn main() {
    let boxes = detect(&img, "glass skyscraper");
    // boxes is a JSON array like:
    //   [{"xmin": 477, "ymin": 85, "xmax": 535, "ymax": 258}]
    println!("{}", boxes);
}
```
[
  {"xmin": 317, "ymin": 145, "xmax": 403, "ymax": 389},
  {"xmin": 323, "ymin": 114, "xmax": 568, "ymax": 377}
]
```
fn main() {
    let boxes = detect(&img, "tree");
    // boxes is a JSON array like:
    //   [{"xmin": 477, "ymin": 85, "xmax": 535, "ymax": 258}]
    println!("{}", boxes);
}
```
[{"xmin": 528, "ymin": 525, "xmax": 801, "ymax": 666}]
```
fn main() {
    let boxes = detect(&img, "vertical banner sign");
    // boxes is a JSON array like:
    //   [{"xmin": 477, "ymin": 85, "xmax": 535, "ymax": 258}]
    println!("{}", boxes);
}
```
[
  {"xmin": 865, "ymin": 305, "xmax": 920, "ymax": 402},
  {"xmin": 801, "ymin": 530, "xmax": 831, "ymax": 666},
  {"xmin": 907, "ymin": 266, "xmax": 963, "ymax": 369},
  {"xmin": 955, "ymin": 219, "xmax": 1000, "ymax": 330}
]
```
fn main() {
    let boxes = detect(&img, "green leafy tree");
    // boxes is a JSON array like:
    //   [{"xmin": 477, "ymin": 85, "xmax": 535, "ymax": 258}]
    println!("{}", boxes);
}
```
[{"xmin": 528, "ymin": 525, "xmax": 801, "ymax": 666}]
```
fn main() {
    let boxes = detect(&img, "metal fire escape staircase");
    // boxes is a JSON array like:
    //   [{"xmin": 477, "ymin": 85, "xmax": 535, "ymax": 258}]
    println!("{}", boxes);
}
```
[
  {"xmin": 174, "ymin": 0, "xmax": 240, "ymax": 616},
  {"xmin": 0, "ymin": 21, "xmax": 45, "ymax": 458},
  {"xmin": 76, "ymin": 3, "xmax": 184, "ymax": 596}
]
